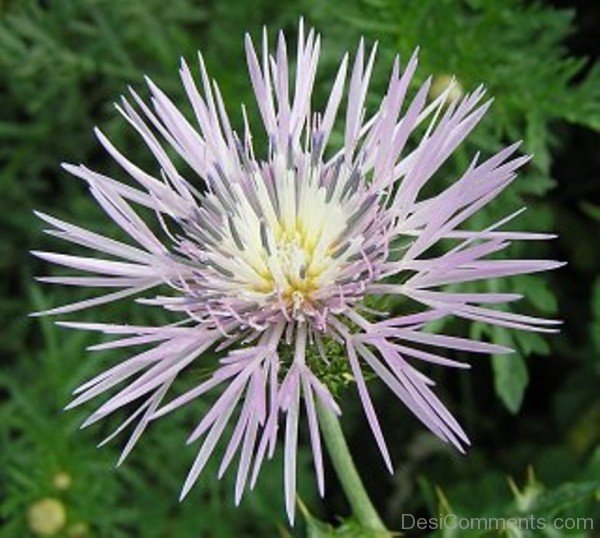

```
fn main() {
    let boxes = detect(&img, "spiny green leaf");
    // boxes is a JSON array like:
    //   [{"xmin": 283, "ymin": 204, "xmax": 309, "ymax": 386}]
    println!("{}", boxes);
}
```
[{"xmin": 492, "ymin": 329, "xmax": 529, "ymax": 414}]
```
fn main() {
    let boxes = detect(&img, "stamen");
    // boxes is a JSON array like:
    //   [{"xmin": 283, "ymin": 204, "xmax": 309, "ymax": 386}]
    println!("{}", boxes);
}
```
[
  {"xmin": 260, "ymin": 219, "xmax": 271, "ymax": 255},
  {"xmin": 340, "ymin": 166, "xmax": 361, "ymax": 200},
  {"xmin": 227, "ymin": 213, "xmax": 245, "ymax": 250}
]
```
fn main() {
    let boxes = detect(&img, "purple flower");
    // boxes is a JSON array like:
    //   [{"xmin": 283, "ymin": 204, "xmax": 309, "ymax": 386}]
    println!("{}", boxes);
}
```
[{"xmin": 34, "ymin": 21, "xmax": 561, "ymax": 522}]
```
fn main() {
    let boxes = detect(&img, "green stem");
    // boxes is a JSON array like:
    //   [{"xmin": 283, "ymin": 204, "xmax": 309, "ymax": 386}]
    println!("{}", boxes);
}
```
[{"xmin": 317, "ymin": 401, "xmax": 387, "ymax": 533}]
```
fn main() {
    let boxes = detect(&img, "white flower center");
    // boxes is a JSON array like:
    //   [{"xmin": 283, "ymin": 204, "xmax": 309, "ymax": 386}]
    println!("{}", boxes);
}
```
[{"xmin": 206, "ymin": 154, "xmax": 363, "ymax": 313}]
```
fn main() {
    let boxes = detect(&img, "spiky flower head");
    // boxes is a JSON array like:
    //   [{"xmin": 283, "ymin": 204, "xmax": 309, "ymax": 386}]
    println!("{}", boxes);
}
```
[{"xmin": 34, "ymin": 21, "xmax": 560, "ymax": 523}]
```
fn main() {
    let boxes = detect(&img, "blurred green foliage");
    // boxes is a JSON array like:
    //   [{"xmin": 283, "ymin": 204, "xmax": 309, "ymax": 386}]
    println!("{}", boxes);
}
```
[{"xmin": 1, "ymin": 0, "xmax": 598, "ymax": 536}]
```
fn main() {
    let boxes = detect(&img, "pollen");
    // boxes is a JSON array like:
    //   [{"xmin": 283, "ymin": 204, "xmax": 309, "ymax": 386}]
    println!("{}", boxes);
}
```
[{"xmin": 211, "ymin": 154, "xmax": 357, "ymax": 316}]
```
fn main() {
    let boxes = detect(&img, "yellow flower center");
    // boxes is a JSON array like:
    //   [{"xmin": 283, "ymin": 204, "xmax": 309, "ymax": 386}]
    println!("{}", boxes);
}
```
[{"xmin": 208, "ymin": 155, "xmax": 359, "ymax": 312}]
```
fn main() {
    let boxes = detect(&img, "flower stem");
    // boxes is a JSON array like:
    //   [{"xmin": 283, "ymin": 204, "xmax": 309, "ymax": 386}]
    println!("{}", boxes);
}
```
[{"xmin": 317, "ymin": 401, "xmax": 387, "ymax": 533}]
